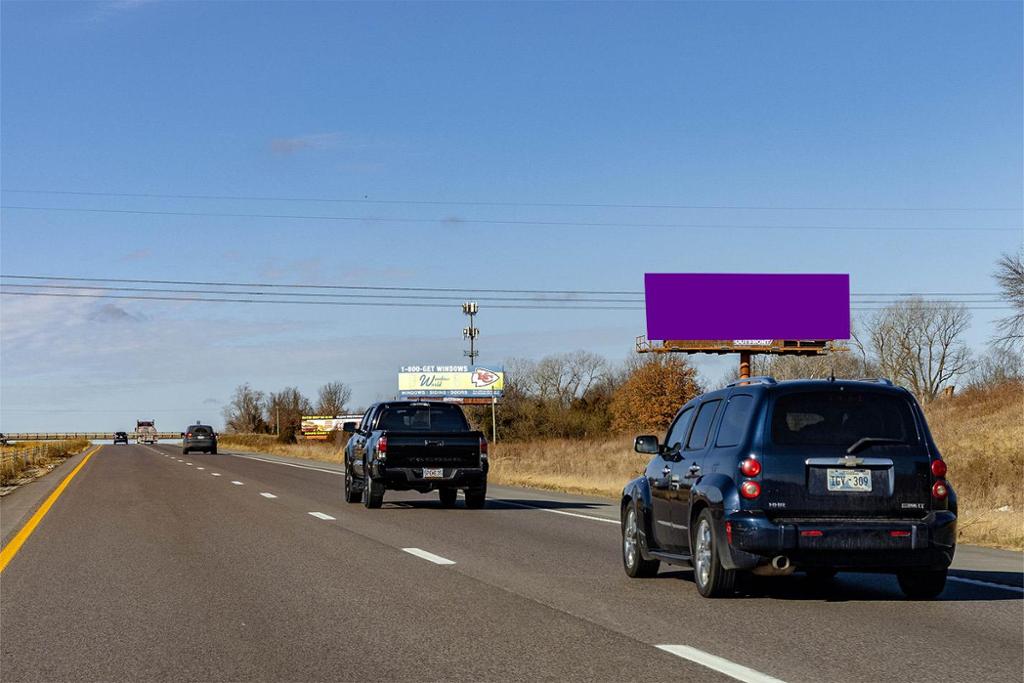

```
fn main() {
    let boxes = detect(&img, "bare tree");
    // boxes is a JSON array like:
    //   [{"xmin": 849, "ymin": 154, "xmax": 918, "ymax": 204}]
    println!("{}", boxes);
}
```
[
  {"xmin": 316, "ymin": 381, "xmax": 352, "ymax": 415},
  {"xmin": 967, "ymin": 346, "xmax": 1024, "ymax": 389},
  {"xmin": 856, "ymin": 298, "xmax": 973, "ymax": 402},
  {"xmin": 222, "ymin": 384, "xmax": 267, "ymax": 433},
  {"xmin": 515, "ymin": 351, "xmax": 609, "ymax": 406},
  {"xmin": 265, "ymin": 387, "xmax": 313, "ymax": 440},
  {"xmin": 993, "ymin": 249, "xmax": 1024, "ymax": 350}
]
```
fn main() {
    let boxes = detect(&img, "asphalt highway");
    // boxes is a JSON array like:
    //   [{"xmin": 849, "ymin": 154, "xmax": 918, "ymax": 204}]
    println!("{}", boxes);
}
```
[{"xmin": 1, "ymin": 444, "xmax": 1021, "ymax": 682}]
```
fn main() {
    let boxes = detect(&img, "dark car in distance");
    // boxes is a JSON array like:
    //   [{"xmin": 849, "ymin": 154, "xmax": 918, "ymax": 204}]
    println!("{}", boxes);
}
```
[
  {"xmin": 621, "ymin": 377, "xmax": 956, "ymax": 599},
  {"xmin": 113, "ymin": 431, "xmax": 129, "ymax": 445},
  {"xmin": 182, "ymin": 425, "xmax": 217, "ymax": 454},
  {"xmin": 343, "ymin": 401, "xmax": 488, "ymax": 509}
]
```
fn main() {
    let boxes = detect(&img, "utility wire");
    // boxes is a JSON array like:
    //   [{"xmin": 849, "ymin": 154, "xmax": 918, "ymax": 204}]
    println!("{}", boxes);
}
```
[
  {"xmin": 3, "ymin": 188, "xmax": 1020, "ymax": 212},
  {"xmin": 0, "ymin": 275, "xmax": 1003, "ymax": 299},
  {"xmin": 2, "ymin": 205, "xmax": 1019, "ymax": 232},
  {"xmin": 0, "ymin": 290, "xmax": 1013, "ymax": 312},
  {"xmin": 0, "ymin": 283, "xmax": 1007, "ymax": 306}
]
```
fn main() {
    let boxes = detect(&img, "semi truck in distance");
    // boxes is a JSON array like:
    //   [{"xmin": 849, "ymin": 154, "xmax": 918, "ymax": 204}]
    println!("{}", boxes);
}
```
[{"xmin": 136, "ymin": 420, "xmax": 157, "ymax": 444}]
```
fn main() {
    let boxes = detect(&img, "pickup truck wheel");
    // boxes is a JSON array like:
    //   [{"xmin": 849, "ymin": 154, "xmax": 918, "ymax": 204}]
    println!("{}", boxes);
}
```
[
  {"xmin": 363, "ymin": 475, "xmax": 384, "ymax": 509},
  {"xmin": 344, "ymin": 471, "xmax": 362, "ymax": 503},
  {"xmin": 692, "ymin": 509, "xmax": 736, "ymax": 598},
  {"xmin": 897, "ymin": 568, "xmax": 947, "ymax": 599},
  {"xmin": 464, "ymin": 484, "xmax": 486, "ymax": 509},
  {"xmin": 622, "ymin": 502, "xmax": 660, "ymax": 578},
  {"xmin": 210, "ymin": 447, "xmax": 217, "ymax": 455},
  {"xmin": 438, "ymin": 488, "xmax": 457, "ymax": 507},
  {"xmin": 182, "ymin": 448, "xmax": 189, "ymax": 455}
]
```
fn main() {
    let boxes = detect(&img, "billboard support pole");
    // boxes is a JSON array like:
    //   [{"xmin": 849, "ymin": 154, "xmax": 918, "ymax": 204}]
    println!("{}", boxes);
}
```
[
  {"xmin": 739, "ymin": 351, "xmax": 752, "ymax": 380},
  {"xmin": 490, "ymin": 387, "xmax": 497, "ymax": 443}
]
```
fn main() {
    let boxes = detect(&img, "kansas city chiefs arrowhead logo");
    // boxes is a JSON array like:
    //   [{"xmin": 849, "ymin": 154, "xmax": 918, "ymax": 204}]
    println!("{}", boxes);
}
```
[{"xmin": 471, "ymin": 368, "xmax": 500, "ymax": 387}]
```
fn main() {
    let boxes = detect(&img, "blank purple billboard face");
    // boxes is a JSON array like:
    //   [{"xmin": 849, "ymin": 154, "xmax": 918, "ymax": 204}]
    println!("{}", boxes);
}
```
[{"xmin": 644, "ymin": 273, "xmax": 851, "ymax": 340}]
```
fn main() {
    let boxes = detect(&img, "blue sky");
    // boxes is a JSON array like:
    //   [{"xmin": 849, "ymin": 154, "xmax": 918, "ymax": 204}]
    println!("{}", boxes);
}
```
[{"xmin": 2, "ymin": 1, "xmax": 1022, "ymax": 431}]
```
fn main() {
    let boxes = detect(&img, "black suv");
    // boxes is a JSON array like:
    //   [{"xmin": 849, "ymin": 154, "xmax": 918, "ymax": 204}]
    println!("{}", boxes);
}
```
[
  {"xmin": 113, "ymin": 431, "xmax": 129, "ymax": 445},
  {"xmin": 621, "ymin": 377, "xmax": 956, "ymax": 599},
  {"xmin": 182, "ymin": 425, "xmax": 217, "ymax": 455}
]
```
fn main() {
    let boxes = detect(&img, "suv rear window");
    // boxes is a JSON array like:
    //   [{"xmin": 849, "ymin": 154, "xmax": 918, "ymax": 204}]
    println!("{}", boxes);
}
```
[
  {"xmin": 191, "ymin": 426, "xmax": 212, "ymax": 436},
  {"xmin": 770, "ymin": 391, "xmax": 919, "ymax": 447},
  {"xmin": 376, "ymin": 405, "xmax": 469, "ymax": 432}
]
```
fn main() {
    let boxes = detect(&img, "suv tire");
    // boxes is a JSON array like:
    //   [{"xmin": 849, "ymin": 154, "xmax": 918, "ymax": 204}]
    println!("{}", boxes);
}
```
[
  {"xmin": 344, "ymin": 470, "xmax": 362, "ymax": 503},
  {"xmin": 438, "ymin": 488, "xmax": 457, "ymax": 507},
  {"xmin": 363, "ymin": 474, "xmax": 384, "ymax": 509},
  {"xmin": 464, "ymin": 484, "xmax": 486, "ymax": 509},
  {"xmin": 622, "ymin": 501, "xmax": 660, "ymax": 578},
  {"xmin": 897, "ymin": 568, "xmax": 947, "ymax": 599},
  {"xmin": 692, "ymin": 509, "xmax": 736, "ymax": 598}
]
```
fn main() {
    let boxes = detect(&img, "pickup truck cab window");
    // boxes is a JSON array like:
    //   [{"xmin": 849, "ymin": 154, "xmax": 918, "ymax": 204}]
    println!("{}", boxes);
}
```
[{"xmin": 376, "ymin": 404, "xmax": 470, "ymax": 431}]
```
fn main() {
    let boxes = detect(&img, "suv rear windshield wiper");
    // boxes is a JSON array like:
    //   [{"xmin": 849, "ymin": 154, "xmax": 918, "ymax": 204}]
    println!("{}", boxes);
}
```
[{"xmin": 846, "ymin": 437, "xmax": 908, "ymax": 454}]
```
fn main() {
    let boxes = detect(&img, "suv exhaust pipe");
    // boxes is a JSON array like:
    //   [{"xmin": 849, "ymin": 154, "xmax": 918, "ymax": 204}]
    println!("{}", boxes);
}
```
[{"xmin": 752, "ymin": 555, "xmax": 795, "ymax": 577}]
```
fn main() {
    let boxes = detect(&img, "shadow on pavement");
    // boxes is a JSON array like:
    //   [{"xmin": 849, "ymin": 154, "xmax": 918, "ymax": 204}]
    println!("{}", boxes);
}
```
[{"xmin": 653, "ymin": 568, "xmax": 1022, "ymax": 603}]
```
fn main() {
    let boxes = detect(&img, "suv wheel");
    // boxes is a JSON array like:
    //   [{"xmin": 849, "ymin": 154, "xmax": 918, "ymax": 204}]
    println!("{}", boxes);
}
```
[
  {"xmin": 438, "ymin": 488, "xmax": 457, "ymax": 507},
  {"xmin": 344, "ymin": 470, "xmax": 362, "ymax": 503},
  {"xmin": 363, "ymin": 474, "xmax": 384, "ymax": 509},
  {"xmin": 622, "ymin": 501, "xmax": 659, "ymax": 578},
  {"xmin": 692, "ymin": 509, "xmax": 736, "ymax": 598},
  {"xmin": 897, "ymin": 568, "xmax": 947, "ymax": 599}
]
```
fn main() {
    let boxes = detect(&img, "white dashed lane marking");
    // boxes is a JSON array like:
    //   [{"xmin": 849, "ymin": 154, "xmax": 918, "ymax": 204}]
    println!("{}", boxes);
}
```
[
  {"xmin": 402, "ymin": 548, "xmax": 456, "ymax": 565},
  {"xmin": 210, "ymin": 473, "xmax": 222, "ymax": 477},
  {"xmin": 308, "ymin": 512, "xmax": 335, "ymax": 520},
  {"xmin": 655, "ymin": 644, "xmax": 787, "ymax": 683},
  {"xmin": 260, "ymin": 492, "xmax": 278, "ymax": 499},
  {"xmin": 231, "ymin": 481, "xmax": 244, "ymax": 486},
  {"xmin": 196, "ymin": 467, "xmax": 205, "ymax": 470}
]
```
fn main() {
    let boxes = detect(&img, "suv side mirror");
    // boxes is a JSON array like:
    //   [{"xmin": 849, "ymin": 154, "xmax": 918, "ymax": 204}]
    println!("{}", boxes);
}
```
[
  {"xmin": 342, "ymin": 422, "xmax": 356, "ymax": 434},
  {"xmin": 634, "ymin": 435, "xmax": 660, "ymax": 454}
]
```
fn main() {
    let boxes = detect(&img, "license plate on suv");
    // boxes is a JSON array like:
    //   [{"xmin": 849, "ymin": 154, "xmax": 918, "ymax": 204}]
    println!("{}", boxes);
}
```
[
  {"xmin": 827, "ymin": 468, "xmax": 872, "ymax": 492},
  {"xmin": 422, "ymin": 468, "xmax": 444, "ymax": 479}
]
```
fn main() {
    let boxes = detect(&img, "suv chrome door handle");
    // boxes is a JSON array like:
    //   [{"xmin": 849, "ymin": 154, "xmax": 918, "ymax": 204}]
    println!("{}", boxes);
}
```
[{"xmin": 685, "ymin": 464, "xmax": 701, "ymax": 478}]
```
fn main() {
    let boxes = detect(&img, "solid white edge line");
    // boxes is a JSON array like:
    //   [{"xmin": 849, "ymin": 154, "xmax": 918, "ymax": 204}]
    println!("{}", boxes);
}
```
[
  {"xmin": 224, "ymin": 451, "xmax": 342, "ymax": 475},
  {"xmin": 948, "ymin": 576, "xmax": 1024, "ymax": 594},
  {"xmin": 655, "ymin": 644, "xmax": 787, "ymax": 683},
  {"xmin": 308, "ymin": 511, "xmax": 336, "ymax": 520},
  {"xmin": 402, "ymin": 547, "xmax": 456, "ymax": 565},
  {"xmin": 495, "ymin": 499, "xmax": 619, "ymax": 525},
  {"xmin": 260, "ymin": 492, "xmax": 278, "ymax": 499}
]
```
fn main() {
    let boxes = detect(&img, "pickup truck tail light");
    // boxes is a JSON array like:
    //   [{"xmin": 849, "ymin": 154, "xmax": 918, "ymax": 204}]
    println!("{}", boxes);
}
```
[
  {"xmin": 377, "ymin": 435, "xmax": 387, "ymax": 456},
  {"xmin": 479, "ymin": 437, "xmax": 488, "ymax": 456}
]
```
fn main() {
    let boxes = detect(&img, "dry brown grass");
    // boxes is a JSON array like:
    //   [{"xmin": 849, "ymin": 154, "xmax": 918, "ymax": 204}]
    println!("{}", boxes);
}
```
[
  {"xmin": 218, "ymin": 434, "xmax": 347, "ymax": 464},
  {"xmin": 488, "ymin": 436, "xmax": 647, "ymax": 498},
  {"xmin": 925, "ymin": 381, "xmax": 1024, "ymax": 550},
  {"xmin": 0, "ymin": 439, "xmax": 92, "ymax": 486}
]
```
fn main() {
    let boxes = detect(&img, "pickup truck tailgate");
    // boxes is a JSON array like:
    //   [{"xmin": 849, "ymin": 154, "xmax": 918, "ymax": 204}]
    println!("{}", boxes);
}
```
[{"xmin": 384, "ymin": 431, "xmax": 482, "ymax": 469}]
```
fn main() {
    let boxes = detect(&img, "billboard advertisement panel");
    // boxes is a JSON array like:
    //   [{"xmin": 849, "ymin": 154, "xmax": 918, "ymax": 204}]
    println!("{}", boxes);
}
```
[
  {"xmin": 644, "ymin": 273, "xmax": 850, "ymax": 341},
  {"xmin": 301, "ymin": 415, "xmax": 363, "ymax": 440},
  {"xmin": 398, "ymin": 365, "xmax": 504, "ymax": 399}
]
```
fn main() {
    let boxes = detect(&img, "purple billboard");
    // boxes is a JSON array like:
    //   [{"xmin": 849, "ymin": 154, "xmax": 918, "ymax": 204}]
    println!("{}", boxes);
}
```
[{"xmin": 644, "ymin": 273, "xmax": 850, "ymax": 341}]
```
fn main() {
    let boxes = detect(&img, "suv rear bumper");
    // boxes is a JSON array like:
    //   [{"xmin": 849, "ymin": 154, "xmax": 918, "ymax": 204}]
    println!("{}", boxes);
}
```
[{"xmin": 721, "ymin": 510, "xmax": 956, "ymax": 571}]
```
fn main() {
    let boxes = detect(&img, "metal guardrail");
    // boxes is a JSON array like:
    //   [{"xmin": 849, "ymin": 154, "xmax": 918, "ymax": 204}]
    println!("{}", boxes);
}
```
[{"xmin": 1, "ymin": 433, "xmax": 181, "ymax": 442}]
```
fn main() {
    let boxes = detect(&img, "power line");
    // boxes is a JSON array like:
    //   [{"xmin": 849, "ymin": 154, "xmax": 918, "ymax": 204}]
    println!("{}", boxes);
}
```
[
  {"xmin": 0, "ymin": 283, "xmax": 1007, "ymax": 306},
  {"xmin": 2, "ymin": 205, "xmax": 1019, "ymax": 233},
  {"xmin": 0, "ymin": 274, "xmax": 1002, "ymax": 299},
  {"xmin": 3, "ymin": 188, "xmax": 1020, "ymax": 212},
  {"xmin": 0, "ymin": 290, "xmax": 1013, "ymax": 312}
]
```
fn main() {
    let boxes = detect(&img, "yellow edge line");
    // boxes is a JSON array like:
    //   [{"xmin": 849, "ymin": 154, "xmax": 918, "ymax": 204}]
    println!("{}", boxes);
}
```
[{"xmin": 0, "ymin": 445, "xmax": 101, "ymax": 573}]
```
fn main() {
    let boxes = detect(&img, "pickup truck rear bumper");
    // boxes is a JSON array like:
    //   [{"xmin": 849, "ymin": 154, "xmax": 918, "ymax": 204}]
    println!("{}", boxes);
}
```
[
  {"xmin": 720, "ymin": 510, "xmax": 956, "ymax": 571},
  {"xmin": 378, "ymin": 467, "xmax": 487, "ymax": 491}
]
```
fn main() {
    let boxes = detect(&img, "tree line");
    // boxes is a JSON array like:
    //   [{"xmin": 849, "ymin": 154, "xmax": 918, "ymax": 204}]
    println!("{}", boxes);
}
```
[{"xmin": 222, "ymin": 381, "xmax": 351, "ymax": 442}]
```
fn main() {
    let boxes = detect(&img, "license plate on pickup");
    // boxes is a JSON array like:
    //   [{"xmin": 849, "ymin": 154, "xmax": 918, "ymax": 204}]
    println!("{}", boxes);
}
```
[
  {"xmin": 422, "ymin": 468, "xmax": 444, "ymax": 479},
  {"xmin": 827, "ymin": 468, "xmax": 872, "ymax": 492}
]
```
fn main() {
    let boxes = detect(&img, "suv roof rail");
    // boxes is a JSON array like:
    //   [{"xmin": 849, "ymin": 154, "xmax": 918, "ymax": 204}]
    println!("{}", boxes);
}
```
[
  {"xmin": 726, "ymin": 375, "xmax": 777, "ymax": 388},
  {"xmin": 855, "ymin": 377, "xmax": 894, "ymax": 385}
]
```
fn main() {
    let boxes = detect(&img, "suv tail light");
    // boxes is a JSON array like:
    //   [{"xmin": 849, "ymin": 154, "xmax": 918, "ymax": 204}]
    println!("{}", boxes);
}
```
[
  {"xmin": 739, "ymin": 458, "xmax": 761, "ymax": 477},
  {"xmin": 930, "ymin": 460, "xmax": 947, "ymax": 478},
  {"xmin": 931, "ymin": 480, "xmax": 948, "ymax": 500},
  {"xmin": 186, "ymin": 432, "xmax": 192, "ymax": 438},
  {"xmin": 739, "ymin": 480, "xmax": 761, "ymax": 499}
]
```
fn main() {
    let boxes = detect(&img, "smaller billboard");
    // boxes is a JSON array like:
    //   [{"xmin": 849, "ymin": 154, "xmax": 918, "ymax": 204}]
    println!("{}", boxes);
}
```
[
  {"xmin": 301, "ymin": 415, "xmax": 363, "ymax": 440},
  {"xmin": 398, "ymin": 365, "xmax": 504, "ymax": 399}
]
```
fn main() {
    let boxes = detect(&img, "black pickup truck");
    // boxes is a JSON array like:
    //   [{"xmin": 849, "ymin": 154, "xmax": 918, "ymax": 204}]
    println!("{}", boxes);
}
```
[{"xmin": 342, "ymin": 401, "xmax": 488, "ymax": 509}]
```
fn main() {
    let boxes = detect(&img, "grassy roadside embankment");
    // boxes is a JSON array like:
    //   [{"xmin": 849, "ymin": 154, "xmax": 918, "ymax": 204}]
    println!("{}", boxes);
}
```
[
  {"xmin": 0, "ymin": 439, "xmax": 92, "ymax": 490},
  {"xmin": 219, "ymin": 381, "xmax": 1022, "ymax": 549}
]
